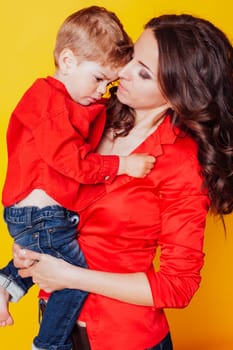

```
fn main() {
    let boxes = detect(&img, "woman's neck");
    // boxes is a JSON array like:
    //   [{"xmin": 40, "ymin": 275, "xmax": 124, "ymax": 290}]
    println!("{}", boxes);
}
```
[
  {"xmin": 133, "ymin": 105, "xmax": 169, "ymax": 131},
  {"xmin": 98, "ymin": 106, "xmax": 168, "ymax": 156}
]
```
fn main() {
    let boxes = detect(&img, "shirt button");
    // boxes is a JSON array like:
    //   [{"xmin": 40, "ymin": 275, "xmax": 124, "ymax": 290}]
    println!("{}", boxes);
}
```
[{"xmin": 104, "ymin": 175, "xmax": 110, "ymax": 181}]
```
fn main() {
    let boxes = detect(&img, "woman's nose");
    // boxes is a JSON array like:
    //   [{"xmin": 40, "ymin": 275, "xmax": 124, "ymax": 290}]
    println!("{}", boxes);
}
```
[{"xmin": 118, "ymin": 61, "xmax": 131, "ymax": 79}]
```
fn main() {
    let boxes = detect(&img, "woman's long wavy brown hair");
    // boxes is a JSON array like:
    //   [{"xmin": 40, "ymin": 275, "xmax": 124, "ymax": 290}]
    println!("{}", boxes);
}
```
[{"xmin": 106, "ymin": 14, "xmax": 233, "ymax": 216}]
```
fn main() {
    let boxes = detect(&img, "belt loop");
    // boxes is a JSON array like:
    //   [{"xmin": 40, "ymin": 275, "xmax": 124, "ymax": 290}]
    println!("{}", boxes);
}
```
[{"xmin": 26, "ymin": 207, "xmax": 33, "ymax": 227}]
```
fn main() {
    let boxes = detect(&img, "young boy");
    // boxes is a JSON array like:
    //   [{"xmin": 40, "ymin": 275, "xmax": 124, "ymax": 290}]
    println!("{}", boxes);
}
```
[{"xmin": 0, "ymin": 6, "xmax": 155, "ymax": 350}]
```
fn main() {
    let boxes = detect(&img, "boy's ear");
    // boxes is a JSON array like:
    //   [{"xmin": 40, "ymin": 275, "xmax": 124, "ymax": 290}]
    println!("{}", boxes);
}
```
[{"xmin": 58, "ymin": 49, "xmax": 77, "ymax": 74}]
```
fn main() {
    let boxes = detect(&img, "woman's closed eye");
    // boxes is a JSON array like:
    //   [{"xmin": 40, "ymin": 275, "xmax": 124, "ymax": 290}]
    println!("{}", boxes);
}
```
[{"xmin": 139, "ymin": 69, "xmax": 151, "ymax": 80}]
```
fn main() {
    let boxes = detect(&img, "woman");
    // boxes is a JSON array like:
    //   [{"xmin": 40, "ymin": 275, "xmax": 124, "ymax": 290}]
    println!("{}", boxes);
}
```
[{"xmin": 14, "ymin": 14, "xmax": 233, "ymax": 350}]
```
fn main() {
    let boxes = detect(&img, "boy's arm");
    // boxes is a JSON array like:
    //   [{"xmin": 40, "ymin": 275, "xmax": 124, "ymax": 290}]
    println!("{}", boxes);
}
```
[
  {"xmin": 31, "ymin": 112, "xmax": 120, "ymax": 184},
  {"xmin": 14, "ymin": 84, "xmax": 155, "ymax": 183},
  {"xmin": 31, "ymin": 110, "xmax": 155, "ymax": 183},
  {"xmin": 32, "ymin": 114, "xmax": 155, "ymax": 183}
]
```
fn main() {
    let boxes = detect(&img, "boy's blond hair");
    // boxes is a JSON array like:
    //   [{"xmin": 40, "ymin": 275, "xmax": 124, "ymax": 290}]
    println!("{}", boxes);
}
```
[{"xmin": 54, "ymin": 6, "xmax": 132, "ymax": 69}]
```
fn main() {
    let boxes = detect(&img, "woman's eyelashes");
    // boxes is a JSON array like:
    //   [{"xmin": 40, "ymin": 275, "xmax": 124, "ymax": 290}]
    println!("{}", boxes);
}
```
[{"xmin": 139, "ymin": 69, "xmax": 151, "ymax": 80}]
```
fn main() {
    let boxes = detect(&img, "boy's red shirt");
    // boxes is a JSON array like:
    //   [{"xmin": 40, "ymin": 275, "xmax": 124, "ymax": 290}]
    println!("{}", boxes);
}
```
[{"xmin": 2, "ymin": 76, "xmax": 119, "ymax": 211}]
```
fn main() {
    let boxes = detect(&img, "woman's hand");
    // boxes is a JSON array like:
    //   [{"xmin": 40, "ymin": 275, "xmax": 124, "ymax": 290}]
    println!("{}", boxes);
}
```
[{"xmin": 13, "ymin": 244, "xmax": 72, "ymax": 293}]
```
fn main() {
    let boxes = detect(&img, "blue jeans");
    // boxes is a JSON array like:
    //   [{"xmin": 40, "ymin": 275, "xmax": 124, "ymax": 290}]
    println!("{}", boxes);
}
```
[
  {"xmin": 147, "ymin": 333, "xmax": 173, "ymax": 350},
  {"xmin": 1, "ymin": 205, "xmax": 88, "ymax": 350}
]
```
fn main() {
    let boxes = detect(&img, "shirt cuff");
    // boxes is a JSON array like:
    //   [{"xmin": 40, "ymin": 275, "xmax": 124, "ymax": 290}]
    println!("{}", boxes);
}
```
[{"xmin": 100, "ymin": 155, "xmax": 119, "ymax": 184}]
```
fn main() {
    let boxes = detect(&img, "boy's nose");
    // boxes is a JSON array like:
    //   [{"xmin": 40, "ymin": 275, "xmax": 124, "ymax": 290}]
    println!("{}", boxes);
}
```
[{"xmin": 97, "ymin": 83, "xmax": 107, "ymax": 95}]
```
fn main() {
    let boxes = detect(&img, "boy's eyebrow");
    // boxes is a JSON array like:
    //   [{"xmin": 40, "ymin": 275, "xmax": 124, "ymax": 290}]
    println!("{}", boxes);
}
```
[
  {"xmin": 101, "ymin": 72, "xmax": 118, "ymax": 82},
  {"xmin": 97, "ymin": 71, "xmax": 112, "ymax": 80},
  {"xmin": 103, "ymin": 74, "xmax": 111, "ymax": 80}
]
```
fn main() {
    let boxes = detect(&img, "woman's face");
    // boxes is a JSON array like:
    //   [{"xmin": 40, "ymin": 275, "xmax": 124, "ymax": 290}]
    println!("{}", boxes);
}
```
[{"xmin": 117, "ymin": 29, "xmax": 170, "ymax": 113}]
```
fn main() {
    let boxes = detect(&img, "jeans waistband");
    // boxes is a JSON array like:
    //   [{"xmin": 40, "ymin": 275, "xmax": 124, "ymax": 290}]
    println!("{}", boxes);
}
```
[{"xmin": 4, "ymin": 205, "xmax": 78, "ymax": 226}]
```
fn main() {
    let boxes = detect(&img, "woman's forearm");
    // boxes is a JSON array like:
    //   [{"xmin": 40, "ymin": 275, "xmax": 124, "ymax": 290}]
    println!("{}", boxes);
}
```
[
  {"xmin": 67, "ymin": 264, "xmax": 154, "ymax": 306},
  {"xmin": 15, "ymin": 246, "xmax": 154, "ymax": 306}
]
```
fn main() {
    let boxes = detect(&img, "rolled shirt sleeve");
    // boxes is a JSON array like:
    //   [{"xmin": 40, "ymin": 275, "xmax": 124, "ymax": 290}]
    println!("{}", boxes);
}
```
[{"xmin": 146, "ymin": 149, "xmax": 209, "ymax": 309}]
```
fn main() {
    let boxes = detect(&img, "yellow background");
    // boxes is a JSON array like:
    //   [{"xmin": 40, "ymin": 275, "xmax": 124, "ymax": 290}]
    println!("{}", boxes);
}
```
[{"xmin": 0, "ymin": 1, "xmax": 232, "ymax": 349}]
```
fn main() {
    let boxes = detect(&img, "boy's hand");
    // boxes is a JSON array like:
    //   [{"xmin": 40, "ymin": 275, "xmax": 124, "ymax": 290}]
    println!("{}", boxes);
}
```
[{"xmin": 118, "ymin": 154, "xmax": 156, "ymax": 178}]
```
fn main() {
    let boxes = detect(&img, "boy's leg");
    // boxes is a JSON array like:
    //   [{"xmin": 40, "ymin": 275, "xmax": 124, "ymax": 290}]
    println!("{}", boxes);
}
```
[
  {"xmin": 2, "ymin": 206, "xmax": 41, "ymax": 301},
  {"xmin": 2, "ymin": 205, "xmax": 86, "ymax": 348},
  {"xmin": 32, "ymin": 207, "xmax": 87, "ymax": 350},
  {"xmin": 0, "ymin": 206, "xmax": 44, "ymax": 326},
  {"xmin": 33, "ymin": 288, "xmax": 88, "ymax": 350}
]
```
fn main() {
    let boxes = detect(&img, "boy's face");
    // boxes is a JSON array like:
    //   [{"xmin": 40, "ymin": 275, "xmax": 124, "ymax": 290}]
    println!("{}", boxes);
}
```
[{"xmin": 63, "ymin": 59, "xmax": 120, "ymax": 105}]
